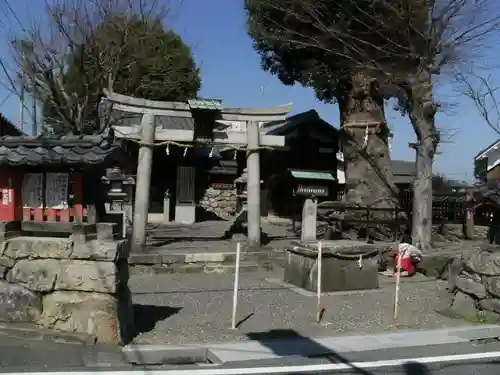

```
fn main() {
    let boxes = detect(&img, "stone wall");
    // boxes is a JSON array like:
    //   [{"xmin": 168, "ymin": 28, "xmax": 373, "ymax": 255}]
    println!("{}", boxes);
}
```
[
  {"xmin": 199, "ymin": 187, "xmax": 237, "ymax": 220},
  {"xmin": 0, "ymin": 222, "xmax": 134, "ymax": 345},
  {"xmin": 440, "ymin": 244, "xmax": 500, "ymax": 322}
]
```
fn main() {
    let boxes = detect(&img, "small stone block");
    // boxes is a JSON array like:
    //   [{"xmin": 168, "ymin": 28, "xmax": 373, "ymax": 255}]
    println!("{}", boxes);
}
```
[
  {"xmin": 38, "ymin": 291, "xmax": 124, "ymax": 345},
  {"xmin": 71, "ymin": 240, "xmax": 127, "ymax": 261},
  {"xmin": 96, "ymin": 223, "xmax": 117, "ymax": 242},
  {"xmin": 71, "ymin": 224, "xmax": 97, "ymax": 243},
  {"xmin": 0, "ymin": 221, "xmax": 21, "ymax": 233},
  {"xmin": 185, "ymin": 252, "xmax": 226, "ymax": 263},
  {"xmin": 0, "ymin": 280, "xmax": 41, "ymax": 322},
  {"xmin": 0, "ymin": 221, "xmax": 21, "ymax": 242}
]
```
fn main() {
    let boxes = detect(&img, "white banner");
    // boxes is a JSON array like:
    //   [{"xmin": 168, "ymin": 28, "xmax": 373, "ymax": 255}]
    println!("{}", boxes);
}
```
[
  {"xmin": 45, "ymin": 173, "xmax": 69, "ymax": 209},
  {"xmin": 21, "ymin": 173, "xmax": 44, "ymax": 208}
]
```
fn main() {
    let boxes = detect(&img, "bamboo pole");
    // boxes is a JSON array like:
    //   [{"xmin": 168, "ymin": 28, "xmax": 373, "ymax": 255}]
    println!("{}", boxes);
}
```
[
  {"xmin": 316, "ymin": 240, "xmax": 323, "ymax": 323},
  {"xmin": 231, "ymin": 242, "xmax": 241, "ymax": 329},
  {"xmin": 393, "ymin": 247, "xmax": 403, "ymax": 320}
]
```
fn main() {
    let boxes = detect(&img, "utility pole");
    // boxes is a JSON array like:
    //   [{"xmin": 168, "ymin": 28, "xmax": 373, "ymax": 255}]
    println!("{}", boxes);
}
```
[
  {"xmin": 19, "ymin": 70, "xmax": 24, "ymax": 131},
  {"xmin": 31, "ymin": 69, "xmax": 37, "ymax": 136}
]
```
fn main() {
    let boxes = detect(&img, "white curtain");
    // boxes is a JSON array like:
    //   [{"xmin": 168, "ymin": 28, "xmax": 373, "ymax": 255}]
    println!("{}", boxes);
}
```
[
  {"xmin": 21, "ymin": 173, "xmax": 44, "ymax": 208},
  {"xmin": 45, "ymin": 173, "xmax": 69, "ymax": 209}
]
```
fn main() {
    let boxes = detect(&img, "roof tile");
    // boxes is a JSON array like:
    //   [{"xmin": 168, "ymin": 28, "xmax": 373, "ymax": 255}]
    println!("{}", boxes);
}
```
[{"xmin": 0, "ymin": 130, "xmax": 120, "ymax": 166}]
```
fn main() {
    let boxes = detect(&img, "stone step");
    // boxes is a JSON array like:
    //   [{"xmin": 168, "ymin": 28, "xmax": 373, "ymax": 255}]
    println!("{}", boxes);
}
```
[
  {"xmin": 129, "ymin": 261, "xmax": 277, "ymax": 275},
  {"xmin": 129, "ymin": 249, "xmax": 284, "ymax": 266}
]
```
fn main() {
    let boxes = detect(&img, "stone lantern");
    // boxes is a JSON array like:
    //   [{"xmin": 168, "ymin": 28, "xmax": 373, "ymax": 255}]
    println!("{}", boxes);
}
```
[{"xmin": 101, "ymin": 166, "xmax": 136, "ymax": 238}]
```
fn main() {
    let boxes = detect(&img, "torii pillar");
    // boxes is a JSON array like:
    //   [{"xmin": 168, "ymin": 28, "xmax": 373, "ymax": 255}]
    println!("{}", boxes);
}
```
[
  {"xmin": 246, "ymin": 121, "xmax": 261, "ymax": 249},
  {"xmin": 132, "ymin": 113, "xmax": 156, "ymax": 251}
]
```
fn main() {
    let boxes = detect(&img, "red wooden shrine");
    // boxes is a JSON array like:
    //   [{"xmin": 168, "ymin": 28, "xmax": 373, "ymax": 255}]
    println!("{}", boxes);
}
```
[
  {"xmin": 0, "ymin": 131, "xmax": 121, "ymax": 224},
  {"xmin": 0, "ymin": 169, "xmax": 88, "ymax": 223}
]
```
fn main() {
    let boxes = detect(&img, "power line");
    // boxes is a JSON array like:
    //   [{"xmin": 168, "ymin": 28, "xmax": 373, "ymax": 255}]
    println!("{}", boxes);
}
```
[
  {"xmin": 2, "ymin": 0, "xmax": 26, "ymax": 32},
  {"xmin": 0, "ymin": 92, "xmax": 11, "ymax": 107}
]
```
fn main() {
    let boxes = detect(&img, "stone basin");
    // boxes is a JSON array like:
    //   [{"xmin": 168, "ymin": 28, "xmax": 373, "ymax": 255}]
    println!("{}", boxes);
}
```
[{"xmin": 284, "ymin": 240, "xmax": 392, "ymax": 293}]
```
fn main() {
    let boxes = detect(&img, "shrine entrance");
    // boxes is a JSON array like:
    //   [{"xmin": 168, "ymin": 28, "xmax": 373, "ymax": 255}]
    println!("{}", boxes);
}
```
[{"xmin": 101, "ymin": 89, "xmax": 292, "ymax": 249}]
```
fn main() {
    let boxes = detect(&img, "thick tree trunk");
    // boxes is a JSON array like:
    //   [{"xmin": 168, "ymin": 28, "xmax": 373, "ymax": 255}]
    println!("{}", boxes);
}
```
[
  {"xmin": 410, "ymin": 134, "xmax": 433, "ymax": 250},
  {"xmin": 337, "ymin": 73, "xmax": 402, "ymax": 240},
  {"xmin": 408, "ymin": 69, "xmax": 439, "ymax": 251}
]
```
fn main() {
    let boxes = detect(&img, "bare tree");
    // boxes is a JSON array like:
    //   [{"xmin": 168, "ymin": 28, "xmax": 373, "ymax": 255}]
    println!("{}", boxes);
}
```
[
  {"xmin": 246, "ymin": 0, "xmax": 500, "ymax": 249},
  {"xmin": 8, "ymin": 0, "xmax": 199, "ymax": 135},
  {"xmin": 456, "ymin": 70, "xmax": 500, "ymax": 182},
  {"xmin": 457, "ymin": 71, "xmax": 500, "ymax": 135}
]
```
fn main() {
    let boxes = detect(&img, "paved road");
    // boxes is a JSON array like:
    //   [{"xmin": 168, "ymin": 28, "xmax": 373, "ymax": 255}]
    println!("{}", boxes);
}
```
[
  {"xmin": 212, "ymin": 341, "xmax": 500, "ymax": 375},
  {"xmin": 1, "ymin": 338, "xmax": 498, "ymax": 374},
  {"xmin": 1, "ymin": 326, "xmax": 500, "ymax": 374},
  {"xmin": 0, "ymin": 331, "xmax": 127, "ymax": 371}
]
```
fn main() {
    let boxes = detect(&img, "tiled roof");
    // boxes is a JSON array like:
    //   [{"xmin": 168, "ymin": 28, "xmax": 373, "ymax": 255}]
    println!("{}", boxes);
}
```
[
  {"xmin": 391, "ymin": 160, "xmax": 416, "ymax": 184},
  {"xmin": 0, "ymin": 130, "xmax": 120, "ymax": 166},
  {"xmin": 392, "ymin": 160, "xmax": 416, "ymax": 176},
  {"xmin": 263, "ymin": 110, "xmax": 337, "ymax": 135}
]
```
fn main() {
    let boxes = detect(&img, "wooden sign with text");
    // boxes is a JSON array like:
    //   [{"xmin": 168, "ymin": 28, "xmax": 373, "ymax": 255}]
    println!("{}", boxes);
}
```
[{"xmin": 211, "ymin": 183, "xmax": 234, "ymax": 190}]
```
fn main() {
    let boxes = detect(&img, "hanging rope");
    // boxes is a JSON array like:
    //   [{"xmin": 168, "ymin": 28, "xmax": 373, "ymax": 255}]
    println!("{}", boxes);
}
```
[
  {"xmin": 362, "ymin": 125, "xmax": 369, "ymax": 148},
  {"xmin": 113, "ymin": 127, "xmax": 277, "ymax": 152},
  {"xmin": 291, "ymin": 242, "xmax": 383, "ymax": 260}
]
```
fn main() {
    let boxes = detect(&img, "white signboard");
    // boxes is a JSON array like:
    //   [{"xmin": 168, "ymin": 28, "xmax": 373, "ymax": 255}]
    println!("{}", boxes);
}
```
[
  {"xmin": 45, "ymin": 173, "xmax": 69, "ymax": 209},
  {"xmin": 22, "ymin": 173, "xmax": 44, "ymax": 208},
  {"xmin": 1, "ymin": 189, "xmax": 9, "ymax": 206}
]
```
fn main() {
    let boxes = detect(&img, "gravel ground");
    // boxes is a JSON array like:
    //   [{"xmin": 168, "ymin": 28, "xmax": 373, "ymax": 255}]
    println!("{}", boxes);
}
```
[{"xmin": 129, "ymin": 270, "xmax": 468, "ymax": 345}]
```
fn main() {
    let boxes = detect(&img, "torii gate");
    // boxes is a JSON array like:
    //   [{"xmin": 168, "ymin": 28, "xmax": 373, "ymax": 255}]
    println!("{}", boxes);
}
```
[{"xmin": 101, "ymin": 90, "xmax": 292, "ymax": 250}]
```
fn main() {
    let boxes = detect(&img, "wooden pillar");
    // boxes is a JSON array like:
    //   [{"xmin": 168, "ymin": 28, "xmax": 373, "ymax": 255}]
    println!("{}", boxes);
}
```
[
  {"xmin": 132, "ymin": 113, "xmax": 156, "ymax": 251},
  {"xmin": 246, "ymin": 120, "xmax": 261, "ymax": 248},
  {"xmin": 72, "ymin": 171, "xmax": 84, "ymax": 223},
  {"xmin": 0, "ymin": 169, "xmax": 22, "ymax": 221},
  {"xmin": 12, "ymin": 170, "xmax": 23, "ymax": 221}
]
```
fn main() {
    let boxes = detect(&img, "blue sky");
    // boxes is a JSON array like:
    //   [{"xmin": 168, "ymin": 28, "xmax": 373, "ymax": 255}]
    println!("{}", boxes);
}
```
[{"xmin": 0, "ymin": 0, "xmax": 498, "ymax": 181}]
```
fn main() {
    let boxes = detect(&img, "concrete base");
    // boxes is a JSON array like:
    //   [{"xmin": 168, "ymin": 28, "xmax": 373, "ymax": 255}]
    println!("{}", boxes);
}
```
[{"xmin": 284, "ymin": 241, "xmax": 384, "ymax": 292}]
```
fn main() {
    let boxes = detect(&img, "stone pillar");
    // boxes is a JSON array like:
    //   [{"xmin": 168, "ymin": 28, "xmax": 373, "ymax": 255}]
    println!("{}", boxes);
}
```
[
  {"xmin": 463, "ymin": 189, "xmax": 475, "ymax": 240},
  {"xmin": 246, "ymin": 121, "xmax": 261, "ymax": 248},
  {"xmin": 132, "ymin": 113, "xmax": 156, "ymax": 251},
  {"xmin": 301, "ymin": 197, "xmax": 318, "ymax": 242}
]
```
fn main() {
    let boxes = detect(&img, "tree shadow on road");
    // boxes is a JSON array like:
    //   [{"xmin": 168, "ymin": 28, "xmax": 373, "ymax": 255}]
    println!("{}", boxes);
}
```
[
  {"xmin": 246, "ymin": 329, "xmax": 432, "ymax": 374},
  {"xmin": 132, "ymin": 304, "xmax": 182, "ymax": 335}
]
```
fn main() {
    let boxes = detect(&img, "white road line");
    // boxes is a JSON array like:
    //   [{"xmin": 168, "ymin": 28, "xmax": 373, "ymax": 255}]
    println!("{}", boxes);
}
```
[{"xmin": 5, "ymin": 350, "xmax": 500, "ymax": 375}]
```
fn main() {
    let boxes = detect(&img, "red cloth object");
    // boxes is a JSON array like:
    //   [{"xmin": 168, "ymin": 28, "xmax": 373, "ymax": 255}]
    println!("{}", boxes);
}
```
[{"xmin": 393, "ymin": 253, "xmax": 416, "ymax": 274}]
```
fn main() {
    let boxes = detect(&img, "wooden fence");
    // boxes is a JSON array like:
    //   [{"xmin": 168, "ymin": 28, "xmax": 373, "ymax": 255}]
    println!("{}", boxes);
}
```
[
  {"xmin": 400, "ymin": 189, "xmax": 491, "ymax": 226},
  {"xmin": 317, "ymin": 202, "xmax": 407, "ymax": 241},
  {"xmin": 330, "ymin": 188, "xmax": 491, "ymax": 228}
]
